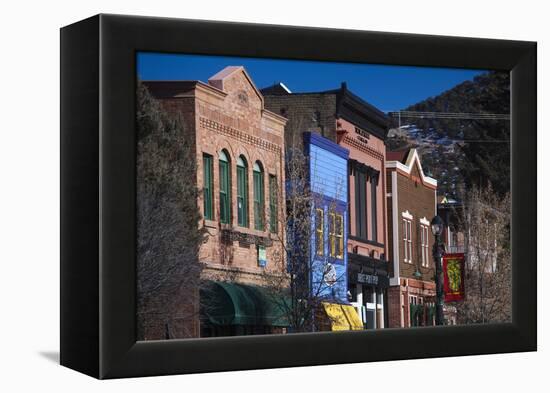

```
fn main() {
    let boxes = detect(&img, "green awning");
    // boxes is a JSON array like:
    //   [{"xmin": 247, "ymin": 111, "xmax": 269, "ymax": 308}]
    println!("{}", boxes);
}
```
[{"xmin": 201, "ymin": 281, "xmax": 290, "ymax": 327}]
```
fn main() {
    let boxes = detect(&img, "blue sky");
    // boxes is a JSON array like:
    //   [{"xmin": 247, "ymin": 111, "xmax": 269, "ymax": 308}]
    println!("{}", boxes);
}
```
[{"xmin": 137, "ymin": 52, "xmax": 486, "ymax": 111}]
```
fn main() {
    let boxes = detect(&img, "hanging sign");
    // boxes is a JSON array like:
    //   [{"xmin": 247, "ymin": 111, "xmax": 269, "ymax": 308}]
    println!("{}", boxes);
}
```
[{"xmin": 443, "ymin": 253, "xmax": 465, "ymax": 302}]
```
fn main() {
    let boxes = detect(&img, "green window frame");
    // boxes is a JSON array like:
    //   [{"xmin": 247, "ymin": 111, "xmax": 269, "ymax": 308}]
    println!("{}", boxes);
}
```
[
  {"xmin": 269, "ymin": 174, "xmax": 278, "ymax": 233},
  {"xmin": 253, "ymin": 162, "xmax": 264, "ymax": 230},
  {"xmin": 202, "ymin": 153, "xmax": 213, "ymax": 220},
  {"xmin": 237, "ymin": 156, "xmax": 248, "ymax": 227},
  {"xmin": 219, "ymin": 150, "xmax": 231, "ymax": 224}
]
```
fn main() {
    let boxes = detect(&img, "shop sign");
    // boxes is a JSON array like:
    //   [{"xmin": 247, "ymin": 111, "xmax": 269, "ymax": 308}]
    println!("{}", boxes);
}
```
[
  {"xmin": 357, "ymin": 273, "xmax": 379, "ymax": 285},
  {"xmin": 354, "ymin": 127, "xmax": 370, "ymax": 144},
  {"xmin": 443, "ymin": 253, "xmax": 465, "ymax": 302},
  {"xmin": 257, "ymin": 245, "xmax": 267, "ymax": 267}
]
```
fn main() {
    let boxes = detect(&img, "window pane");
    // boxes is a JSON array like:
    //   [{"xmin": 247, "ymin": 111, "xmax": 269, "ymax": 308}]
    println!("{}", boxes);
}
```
[
  {"xmin": 237, "ymin": 165, "xmax": 247, "ymax": 227},
  {"xmin": 329, "ymin": 213, "xmax": 335, "ymax": 257},
  {"xmin": 253, "ymin": 168, "xmax": 264, "ymax": 230},
  {"xmin": 219, "ymin": 159, "xmax": 230, "ymax": 224},
  {"xmin": 203, "ymin": 154, "xmax": 213, "ymax": 220},
  {"xmin": 408, "ymin": 221, "xmax": 412, "ymax": 263},
  {"xmin": 371, "ymin": 177, "xmax": 377, "ymax": 242},
  {"xmin": 316, "ymin": 209, "xmax": 324, "ymax": 256},
  {"xmin": 403, "ymin": 220, "xmax": 409, "ymax": 262},
  {"xmin": 269, "ymin": 175, "xmax": 277, "ymax": 233},
  {"xmin": 336, "ymin": 214, "xmax": 343, "ymax": 258}
]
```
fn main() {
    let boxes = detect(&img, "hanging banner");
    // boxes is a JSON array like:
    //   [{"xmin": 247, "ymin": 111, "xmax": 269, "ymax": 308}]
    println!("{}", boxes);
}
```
[{"xmin": 443, "ymin": 253, "xmax": 465, "ymax": 302}]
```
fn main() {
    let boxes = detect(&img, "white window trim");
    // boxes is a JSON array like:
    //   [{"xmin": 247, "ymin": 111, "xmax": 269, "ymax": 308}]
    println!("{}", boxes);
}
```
[
  {"xmin": 407, "ymin": 221, "xmax": 412, "ymax": 264},
  {"xmin": 420, "ymin": 224, "xmax": 430, "ymax": 267},
  {"xmin": 402, "ymin": 210, "xmax": 413, "ymax": 220},
  {"xmin": 420, "ymin": 216, "xmax": 430, "ymax": 267},
  {"xmin": 403, "ymin": 217, "xmax": 413, "ymax": 263},
  {"xmin": 420, "ymin": 225, "xmax": 426, "ymax": 267}
]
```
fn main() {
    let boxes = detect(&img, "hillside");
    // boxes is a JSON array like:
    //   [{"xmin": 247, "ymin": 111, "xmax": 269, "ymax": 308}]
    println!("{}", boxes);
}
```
[{"xmin": 387, "ymin": 71, "xmax": 510, "ymax": 199}]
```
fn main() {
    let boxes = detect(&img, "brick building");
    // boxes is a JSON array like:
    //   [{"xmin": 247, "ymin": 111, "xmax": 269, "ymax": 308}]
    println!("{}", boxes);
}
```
[
  {"xmin": 144, "ymin": 66, "xmax": 289, "ymax": 337},
  {"xmin": 263, "ymin": 82, "xmax": 390, "ymax": 329},
  {"xmin": 386, "ymin": 148, "xmax": 438, "ymax": 328}
]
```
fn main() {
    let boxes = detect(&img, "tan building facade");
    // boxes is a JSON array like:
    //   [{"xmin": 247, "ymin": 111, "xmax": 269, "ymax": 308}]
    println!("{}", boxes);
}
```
[
  {"xmin": 144, "ymin": 66, "xmax": 288, "ymax": 337},
  {"xmin": 386, "ymin": 148, "xmax": 438, "ymax": 328}
]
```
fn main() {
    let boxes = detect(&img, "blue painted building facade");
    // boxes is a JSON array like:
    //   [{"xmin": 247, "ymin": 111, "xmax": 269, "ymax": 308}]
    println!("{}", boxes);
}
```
[{"xmin": 304, "ymin": 132, "xmax": 350, "ymax": 303}]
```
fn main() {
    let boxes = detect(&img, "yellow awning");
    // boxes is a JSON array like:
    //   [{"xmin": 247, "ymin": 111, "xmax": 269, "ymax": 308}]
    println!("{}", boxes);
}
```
[{"xmin": 322, "ymin": 302, "xmax": 364, "ymax": 331}]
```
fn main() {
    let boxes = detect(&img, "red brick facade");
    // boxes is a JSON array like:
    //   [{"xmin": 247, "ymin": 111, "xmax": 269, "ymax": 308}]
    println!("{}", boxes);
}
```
[{"xmin": 386, "ymin": 149, "xmax": 438, "ymax": 328}]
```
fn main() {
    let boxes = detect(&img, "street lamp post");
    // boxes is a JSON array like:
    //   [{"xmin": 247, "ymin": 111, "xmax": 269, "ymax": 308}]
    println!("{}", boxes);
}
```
[{"xmin": 430, "ymin": 215, "xmax": 445, "ymax": 326}]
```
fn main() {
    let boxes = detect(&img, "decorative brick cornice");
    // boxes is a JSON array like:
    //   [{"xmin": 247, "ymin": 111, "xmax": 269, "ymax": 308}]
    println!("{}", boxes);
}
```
[
  {"xmin": 220, "ymin": 229, "xmax": 273, "ymax": 247},
  {"xmin": 200, "ymin": 116, "xmax": 282, "ymax": 154},
  {"xmin": 342, "ymin": 135, "xmax": 384, "ymax": 161}
]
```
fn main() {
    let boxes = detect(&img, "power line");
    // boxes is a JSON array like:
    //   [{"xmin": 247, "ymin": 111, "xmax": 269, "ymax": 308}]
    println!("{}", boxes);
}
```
[{"xmin": 387, "ymin": 111, "xmax": 510, "ymax": 121}]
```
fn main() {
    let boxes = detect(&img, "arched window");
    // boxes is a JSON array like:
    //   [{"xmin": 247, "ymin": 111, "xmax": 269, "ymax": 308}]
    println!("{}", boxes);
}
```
[
  {"xmin": 253, "ymin": 161, "xmax": 264, "ymax": 230},
  {"xmin": 219, "ymin": 150, "xmax": 231, "ymax": 224},
  {"xmin": 236, "ymin": 155, "xmax": 248, "ymax": 227}
]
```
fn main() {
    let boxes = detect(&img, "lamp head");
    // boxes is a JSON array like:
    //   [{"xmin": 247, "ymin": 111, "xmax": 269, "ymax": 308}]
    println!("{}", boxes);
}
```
[{"xmin": 430, "ymin": 215, "xmax": 444, "ymax": 237}]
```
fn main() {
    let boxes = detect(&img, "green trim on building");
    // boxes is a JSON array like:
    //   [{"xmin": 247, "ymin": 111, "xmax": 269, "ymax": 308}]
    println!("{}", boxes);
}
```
[
  {"xmin": 237, "ymin": 160, "xmax": 248, "ymax": 227},
  {"xmin": 203, "ymin": 153, "xmax": 213, "ymax": 220},
  {"xmin": 202, "ymin": 281, "xmax": 290, "ymax": 327},
  {"xmin": 269, "ymin": 174, "xmax": 278, "ymax": 233},
  {"xmin": 253, "ymin": 167, "xmax": 264, "ymax": 230},
  {"xmin": 219, "ymin": 155, "xmax": 231, "ymax": 224}
]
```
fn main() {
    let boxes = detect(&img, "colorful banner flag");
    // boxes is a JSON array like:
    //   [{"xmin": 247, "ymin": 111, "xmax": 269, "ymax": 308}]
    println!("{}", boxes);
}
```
[{"xmin": 443, "ymin": 253, "xmax": 465, "ymax": 302}]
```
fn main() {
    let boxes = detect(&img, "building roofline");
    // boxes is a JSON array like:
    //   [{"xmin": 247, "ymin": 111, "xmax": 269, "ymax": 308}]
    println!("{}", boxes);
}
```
[
  {"xmin": 386, "ymin": 148, "xmax": 437, "ymax": 188},
  {"xmin": 304, "ymin": 131, "xmax": 350, "ymax": 160},
  {"xmin": 208, "ymin": 66, "xmax": 265, "ymax": 108},
  {"xmin": 263, "ymin": 82, "xmax": 388, "ymax": 140},
  {"xmin": 142, "ymin": 80, "xmax": 228, "ymax": 99}
]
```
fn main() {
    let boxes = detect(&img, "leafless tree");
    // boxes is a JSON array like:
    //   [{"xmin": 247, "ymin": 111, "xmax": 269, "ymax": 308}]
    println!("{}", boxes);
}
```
[
  {"xmin": 455, "ymin": 184, "xmax": 511, "ymax": 324},
  {"xmin": 136, "ymin": 82, "xmax": 207, "ymax": 340},
  {"xmin": 262, "ymin": 139, "xmax": 349, "ymax": 333}
]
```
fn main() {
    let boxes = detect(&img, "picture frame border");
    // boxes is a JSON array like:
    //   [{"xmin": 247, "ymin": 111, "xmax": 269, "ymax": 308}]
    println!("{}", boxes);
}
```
[{"xmin": 60, "ymin": 14, "xmax": 537, "ymax": 379}]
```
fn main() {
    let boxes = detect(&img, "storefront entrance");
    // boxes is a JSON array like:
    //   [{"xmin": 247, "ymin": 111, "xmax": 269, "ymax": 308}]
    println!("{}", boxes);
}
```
[{"xmin": 348, "ymin": 253, "xmax": 389, "ymax": 329}]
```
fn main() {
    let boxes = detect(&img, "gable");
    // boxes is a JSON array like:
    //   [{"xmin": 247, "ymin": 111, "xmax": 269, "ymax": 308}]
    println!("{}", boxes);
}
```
[
  {"xmin": 386, "ymin": 148, "xmax": 437, "ymax": 189},
  {"xmin": 208, "ymin": 66, "xmax": 263, "ymax": 113},
  {"xmin": 411, "ymin": 161, "xmax": 422, "ymax": 179}
]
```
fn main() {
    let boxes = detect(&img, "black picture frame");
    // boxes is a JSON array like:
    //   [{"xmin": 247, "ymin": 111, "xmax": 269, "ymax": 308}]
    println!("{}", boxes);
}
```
[{"xmin": 60, "ymin": 14, "xmax": 537, "ymax": 379}]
